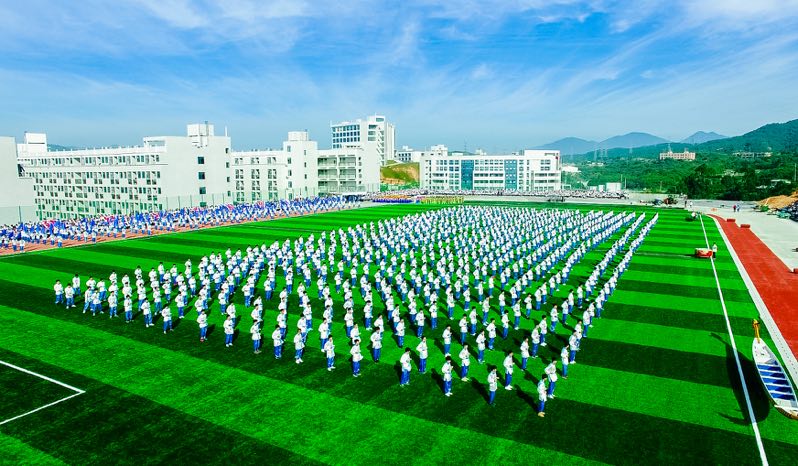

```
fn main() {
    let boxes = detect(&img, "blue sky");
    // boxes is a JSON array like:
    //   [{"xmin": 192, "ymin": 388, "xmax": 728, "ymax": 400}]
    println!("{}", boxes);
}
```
[{"xmin": 1, "ymin": 0, "xmax": 798, "ymax": 151}]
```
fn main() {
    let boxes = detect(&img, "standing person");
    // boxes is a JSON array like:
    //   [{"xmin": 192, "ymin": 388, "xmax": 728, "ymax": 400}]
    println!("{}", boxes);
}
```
[
  {"xmin": 537, "ymin": 377, "xmax": 548, "ymax": 417},
  {"xmin": 250, "ymin": 321, "xmax": 262, "ymax": 354},
  {"xmin": 319, "ymin": 318, "xmax": 330, "ymax": 352},
  {"xmin": 561, "ymin": 345, "xmax": 570, "ymax": 379},
  {"xmin": 272, "ymin": 325, "xmax": 283, "ymax": 359},
  {"xmin": 458, "ymin": 315, "xmax": 468, "ymax": 345},
  {"xmin": 223, "ymin": 315, "xmax": 235, "ymax": 347},
  {"xmin": 106, "ymin": 291, "xmax": 117, "ymax": 318},
  {"xmin": 459, "ymin": 344, "xmax": 471, "ymax": 381},
  {"xmin": 486, "ymin": 319, "xmax": 497, "ymax": 350},
  {"xmin": 65, "ymin": 284, "xmax": 75, "ymax": 308},
  {"xmin": 324, "ymin": 336, "xmax": 336, "ymax": 371},
  {"xmin": 400, "ymin": 348, "xmax": 412, "ymax": 386},
  {"xmin": 503, "ymin": 351, "xmax": 515, "ymax": 390},
  {"xmin": 54, "ymin": 280, "xmax": 63, "ymax": 305},
  {"xmin": 294, "ymin": 331, "xmax": 305, "ymax": 364},
  {"xmin": 442, "ymin": 356, "xmax": 453, "ymax": 397},
  {"xmin": 487, "ymin": 367, "xmax": 498, "ymax": 406},
  {"xmin": 520, "ymin": 337, "xmax": 530, "ymax": 371},
  {"xmin": 442, "ymin": 325, "xmax": 453, "ymax": 356},
  {"xmin": 141, "ymin": 301, "xmax": 153, "ymax": 327},
  {"xmin": 416, "ymin": 337, "xmax": 429, "ymax": 374},
  {"xmin": 545, "ymin": 358, "xmax": 558, "ymax": 398},
  {"xmin": 197, "ymin": 310, "xmax": 208, "ymax": 342},
  {"xmin": 161, "ymin": 307, "xmax": 173, "ymax": 334},
  {"xmin": 351, "ymin": 338, "xmax": 363, "ymax": 377},
  {"xmin": 370, "ymin": 326, "xmax": 383, "ymax": 363},
  {"xmin": 396, "ymin": 319, "xmax": 406, "ymax": 348},
  {"xmin": 123, "ymin": 296, "xmax": 133, "ymax": 323},
  {"xmin": 475, "ymin": 331, "xmax": 486, "ymax": 364}
]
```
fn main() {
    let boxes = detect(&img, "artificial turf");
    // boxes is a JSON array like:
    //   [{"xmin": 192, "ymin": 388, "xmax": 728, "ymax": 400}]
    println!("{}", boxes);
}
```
[{"xmin": 0, "ymin": 202, "xmax": 796, "ymax": 465}]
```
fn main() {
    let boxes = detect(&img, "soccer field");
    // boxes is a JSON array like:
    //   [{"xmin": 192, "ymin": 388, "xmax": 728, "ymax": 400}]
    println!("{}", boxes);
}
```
[{"xmin": 0, "ymin": 202, "xmax": 797, "ymax": 465}]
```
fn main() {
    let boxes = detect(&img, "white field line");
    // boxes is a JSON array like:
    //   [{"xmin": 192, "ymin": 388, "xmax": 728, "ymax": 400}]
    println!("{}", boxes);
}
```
[
  {"xmin": 0, "ymin": 359, "xmax": 85, "ymax": 426},
  {"xmin": 699, "ymin": 215, "xmax": 768, "ymax": 466},
  {"xmin": 709, "ymin": 216, "xmax": 798, "ymax": 386}
]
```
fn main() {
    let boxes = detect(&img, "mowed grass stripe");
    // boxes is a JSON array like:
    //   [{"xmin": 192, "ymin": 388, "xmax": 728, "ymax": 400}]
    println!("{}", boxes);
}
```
[
  {"xmin": 4, "ymin": 306, "xmax": 789, "ymax": 465},
  {"xmin": 617, "ymin": 279, "xmax": 751, "ymax": 303},
  {"xmin": 610, "ymin": 290, "xmax": 754, "ymax": 319},
  {"xmin": 621, "ymin": 269, "xmax": 749, "ymax": 291},
  {"xmin": 603, "ymin": 302, "xmax": 753, "ymax": 334},
  {"xmin": 0, "ymin": 308, "xmax": 596, "ymax": 465},
  {"xmin": 628, "ymin": 262, "xmax": 740, "ymax": 280},
  {"xmin": 0, "ymin": 433, "xmax": 66, "ymax": 465},
  {"xmin": 0, "ymin": 348, "xmax": 320, "ymax": 466}
]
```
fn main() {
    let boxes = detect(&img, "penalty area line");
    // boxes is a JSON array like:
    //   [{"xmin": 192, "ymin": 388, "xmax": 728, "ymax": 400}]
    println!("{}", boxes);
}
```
[
  {"xmin": 699, "ymin": 214, "xmax": 768, "ymax": 466},
  {"xmin": 0, "ymin": 359, "xmax": 85, "ymax": 426}
]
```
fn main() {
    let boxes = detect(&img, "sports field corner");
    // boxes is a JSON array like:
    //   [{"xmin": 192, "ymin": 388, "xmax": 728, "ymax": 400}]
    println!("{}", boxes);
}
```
[{"xmin": 0, "ymin": 201, "xmax": 797, "ymax": 465}]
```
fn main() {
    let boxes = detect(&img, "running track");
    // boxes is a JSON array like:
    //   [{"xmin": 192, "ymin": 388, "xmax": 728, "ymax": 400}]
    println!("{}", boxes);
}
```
[{"xmin": 710, "ymin": 214, "xmax": 798, "ymax": 357}]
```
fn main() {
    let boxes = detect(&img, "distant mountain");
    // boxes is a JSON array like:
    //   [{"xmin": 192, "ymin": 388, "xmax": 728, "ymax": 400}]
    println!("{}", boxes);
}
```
[
  {"xmin": 681, "ymin": 131, "xmax": 727, "ymax": 144},
  {"xmin": 697, "ymin": 119, "xmax": 798, "ymax": 153},
  {"xmin": 600, "ymin": 132, "xmax": 669, "ymax": 149},
  {"xmin": 535, "ymin": 137, "xmax": 597, "ymax": 155},
  {"xmin": 47, "ymin": 144, "xmax": 83, "ymax": 151}
]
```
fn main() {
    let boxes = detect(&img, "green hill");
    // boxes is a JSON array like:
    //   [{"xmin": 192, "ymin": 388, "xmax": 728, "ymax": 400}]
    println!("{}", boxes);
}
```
[{"xmin": 381, "ymin": 162, "xmax": 419, "ymax": 185}]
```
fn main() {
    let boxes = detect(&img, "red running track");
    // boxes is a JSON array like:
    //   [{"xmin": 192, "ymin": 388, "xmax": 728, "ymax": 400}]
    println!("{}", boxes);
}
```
[{"xmin": 710, "ymin": 214, "xmax": 798, "ymax": 356}]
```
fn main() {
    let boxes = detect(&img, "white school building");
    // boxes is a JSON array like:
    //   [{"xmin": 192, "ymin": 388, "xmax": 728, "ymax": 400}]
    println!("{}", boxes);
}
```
[{"xmin": 419, "ymin": 150, "xmax": 562, "ymax": 191}]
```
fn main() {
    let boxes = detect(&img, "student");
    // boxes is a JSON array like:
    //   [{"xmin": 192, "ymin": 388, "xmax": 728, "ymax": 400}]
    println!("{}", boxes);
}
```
[
  {"xmin": 324, "ymin": 336, "xmax": 336, "ymax": 371},
  {"xmin": 64, "ymin": 284, "xmax": 75, "ymax": 308},
  {"xmin": 142, "ymin": 301, "xmax": 153, "ymax": 327},
  {"xmin": 486, "ymin": 319, "xmax": 497, "ymax": 350},
  {"xmin": 442, "ymin": 325, "xmax": 453, "ymax": 356},
  {"xmin": 537, "ymin": 377, "xmax": 548, "ymax": 417},
  {"xmin": 459, "ymin": 344, "xmax": 471, "ymax": 381},
  {"xmin": 294, "ymin": 331, "xmax": 305, "ymax": 364},
  {"xmin": 503, "ymin": 351, "xmax": 515, "ymax": 390},
  {"xmin": 396, "ymin": 319, "xmax": 406, "ymax": 348},
  {"xmin": 400, "ymin": 348, "xmax": 412, "ymax": 386},
  {"xmin": 370, "ymin": 326, "xmax": 383, "ymax": 362},
  {"xmin": 319, "ymin": 318, "xmax": 330, "ymax": 352},
  {"xmin": 272, "ymin": 325, "xmax": 283, "ymax": 359},
  {"xmin": 223, "ymin": 315, "xmax": 235, "ymax": 347},
  {"xmin": 475, "ymin": 331, "xmax": 486, "ymax": 364},
  {"xmin": 160, "ymin": 306, "xmax": 172, "ymax": 333},
  {"xmin": 561, "ymin": 345, "xmax": 570, "ymax": 379},
  {"xmin": 251, "ymin": 322, "xmax": 262, "ymax": 354},
  {"xmin": 442, "ymin": 356, "xmax": 453, "ymax": 396},
  {"xmin": 520, "ymin": 337, "xmax": 530, "ymax": 371},
  {"xmin": 197, "ymin": 311, "xmax": 208, "ymax": 341},
  {"xmin": 416, "ymin": 337, "xmax": 429, "ymax": 374},
  {"xmin": 501, "ymin": 312, "xmax": 510, "ymax": 339},
  {"xmin": 123, "ymin": 296, "xmax": 133, "ymax": 323},
  {"xmin": 545, "ymin": 359, "xmax": 558, "ymax": 398},
  {"xmin": 487, "ymin": 368, "xmax": 498, "ymax": 406},
  {"xmin": 458, "ymin": 316, "xmax": 468, "ymax": 345},
  {"xmin": 351, "ymin": 338, "xmax": 363, "ymax": 377},
  {"xmin": 54, "ymin": 280, "xmax": 63, "ymax": 305}
]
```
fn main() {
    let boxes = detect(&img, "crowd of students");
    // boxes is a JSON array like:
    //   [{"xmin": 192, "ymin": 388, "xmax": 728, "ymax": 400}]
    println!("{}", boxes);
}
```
[
  {"xmin": 364, "ymin": 189, "xmax": 627, "ymax": 200},
  {"xmin": 2, "ymin": 196, "xmax": 353, "ymax": 253},
  {"xmin": 52, "ymin": 205, "xmax": 657, "ymax": 415}
]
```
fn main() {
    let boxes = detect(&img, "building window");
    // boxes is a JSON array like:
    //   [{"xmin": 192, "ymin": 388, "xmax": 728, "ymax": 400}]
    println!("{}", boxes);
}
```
[
  {"xmin": 197, "ymin": 156, "xmax": 205, "ymax": 165},
  {"xmin": 198, "ymin": 172, "xmax": 206, "ymax": 180},
  {"xmin": 199, "ymin": 187, "xmax": 206, "ymax": 195}
]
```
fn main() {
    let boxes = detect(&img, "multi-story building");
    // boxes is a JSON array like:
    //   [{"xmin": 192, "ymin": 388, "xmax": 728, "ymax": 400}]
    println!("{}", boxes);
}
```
[
  {"xmin": 331, "ymin": 114, "xmax": 395, "ymax": 166},
  {"xmin": 16, "ymin": 124, "xmax": 231, "ymax": 218},
  {"xmin": 0, "ymin": 136, "xmax": 35, "ymax": 223},
  {"xmin": 420, "ymin": 150, "xmax": 562, "ymax": 191},
  {"xmin": 230, "ymin": 131, "xmax": 380, "ymax": 201},
  {"xmin": 395, "ymin": 144, "xmax": 448, "ymax": 163},
  {"xmin": 659, "ymin": 147, "xmax": 696, "ymax": 160}
]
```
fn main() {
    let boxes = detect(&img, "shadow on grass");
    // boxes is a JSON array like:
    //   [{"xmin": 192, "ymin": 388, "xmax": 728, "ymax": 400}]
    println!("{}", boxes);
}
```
[{"xmin": 710, "ymin": 332, "xmax": 771, "ymax": 424}]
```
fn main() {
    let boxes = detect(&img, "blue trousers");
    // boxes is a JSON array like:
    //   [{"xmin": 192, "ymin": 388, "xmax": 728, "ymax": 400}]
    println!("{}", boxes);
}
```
[
  {"xmin": 444, "ymin": 379, "xmax": 452, "ymax": 394},
  {"xmin": 444, "ymin": 343, "xmax": 451, "ymax": 355},
  {"xmin": 401, "ymin": 370, "xmax": 410, "ymax": 385},
  {"xmin": 489, "ymin": 390, "xmax": 496, "ymax": 404},
  {"xmin": 505, "ymin": 373, "xmax": 512, "ymax": 387},
  {"xmin": 225, "ymin": 334, "xmax": 233, "ymax": 345},
  {"xmin": 352, "ymin": 360, "xmax": 360, "ymax": 375},
  {"xmin": 478, "ymin": 349, "xmax": 484, "ymax": 362},
  {"xmin": 548, "ymin": 381, "xmax": 557, "ymax": 396},
  {"xmin": 419, "ymin": 358, "xmax": 427, "ymax": 373},
  {"xmin": 398, "ymin": 336, "xmax": 404, "ymax": 347},
  {"xmin": 327, "ymin": 356, "xmax": 335, "ymax": 368},
  {"xmin": 373, "ymin": 348, "xmax": 381, "ymax": 362},
  {"xmin": 274, "ymin": 345, "xmax": 282, "ymax": 358},
  {"xmin": 461, "ymin": 365, "xmax": 469, "ymax": 378},
  {"xmin": 522, "ymin": 357, "xmax": 528, "ymax": 370}
]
